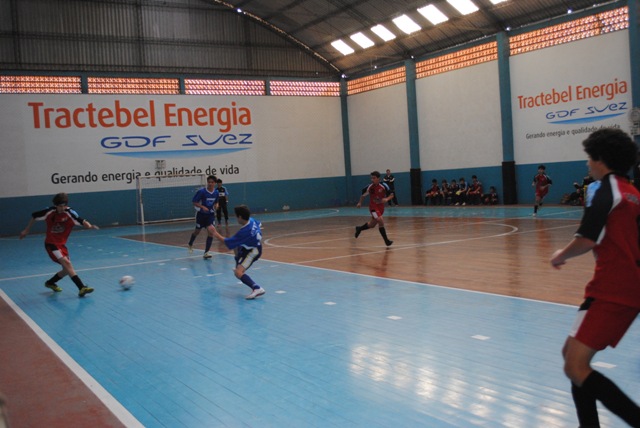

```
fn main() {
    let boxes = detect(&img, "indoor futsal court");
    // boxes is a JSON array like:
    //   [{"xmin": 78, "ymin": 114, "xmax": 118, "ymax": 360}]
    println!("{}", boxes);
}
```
[{"xmin": 2, "ymin": 205, "xmax": 640, "ymax": 427}]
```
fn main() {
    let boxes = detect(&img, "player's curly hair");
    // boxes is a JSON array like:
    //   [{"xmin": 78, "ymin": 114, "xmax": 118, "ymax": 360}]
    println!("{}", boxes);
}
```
[
  {"xmin": 52, "ymin": 192, "xmax": 69, "ymax": 206},
  {"xmin": 234, "ymin": 205, "xmax": 251, "ymax": 220},
  {"xmin": 582, "ymin": 128, "xmax": 637, "ymax": 175}
]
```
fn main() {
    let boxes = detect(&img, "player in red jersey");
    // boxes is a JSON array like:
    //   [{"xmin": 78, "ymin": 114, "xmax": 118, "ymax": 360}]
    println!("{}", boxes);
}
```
[
  {"xmin": 532, "ymin": 164, "xmax": 552, "ymax": 216},
  {"xmin": 550, "ymin": 128, "xmax": 640, "ymax": 426},
  {"xmin": 354, "ymin": 171, "xmax": 394, "ymax": 246},
  {"xmin": 20, "ymin": 193, "xmax": 99, "ymax": 297}
]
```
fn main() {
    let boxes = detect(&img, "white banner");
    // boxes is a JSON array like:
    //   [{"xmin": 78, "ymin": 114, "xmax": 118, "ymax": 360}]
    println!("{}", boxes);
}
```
[
  {"xmin": 511, "ymin": 31, "xmax": 632, "ymax": 164},
  {"xmin": 0, "ymin": 94, "xmax": 344, "ymax": 197}
]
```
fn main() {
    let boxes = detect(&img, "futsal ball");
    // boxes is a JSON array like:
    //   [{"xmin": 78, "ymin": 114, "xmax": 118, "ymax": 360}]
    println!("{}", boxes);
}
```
[{"xmin": 119, "ymin": 275, "xmax": 135, "ymax": 290}]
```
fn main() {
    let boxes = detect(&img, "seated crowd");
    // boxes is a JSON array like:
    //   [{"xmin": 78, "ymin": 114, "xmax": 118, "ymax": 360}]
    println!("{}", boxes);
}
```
[{"xmin": 425, "ymin": 175, "xmax": 499, "ymax": 206}]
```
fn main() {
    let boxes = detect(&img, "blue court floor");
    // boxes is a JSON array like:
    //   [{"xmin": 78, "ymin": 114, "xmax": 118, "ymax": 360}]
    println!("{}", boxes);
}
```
[{"xmin": 1, "ymin": 206, "xmax": 639, "ymax": 427}]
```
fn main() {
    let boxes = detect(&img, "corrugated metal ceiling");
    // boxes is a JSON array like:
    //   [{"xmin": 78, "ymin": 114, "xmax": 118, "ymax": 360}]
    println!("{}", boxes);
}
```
[{"xmin": 208, "ymin": 0, "xmax": 618, "ymax": 77}]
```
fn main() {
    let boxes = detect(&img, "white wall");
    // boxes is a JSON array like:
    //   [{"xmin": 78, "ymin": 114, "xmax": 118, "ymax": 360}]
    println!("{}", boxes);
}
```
[
  {"xmin": 347, "ymin": 83, "xmax": 411, "ymax": 175},
  {"xmin": 416, "ymin": 60, "xmax": 503, "ymax": 170}
]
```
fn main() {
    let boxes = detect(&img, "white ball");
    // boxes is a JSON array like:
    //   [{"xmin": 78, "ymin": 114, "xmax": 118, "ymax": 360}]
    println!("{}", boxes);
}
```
[{"xmin": 119, "ymin": 275, "xmax": 135, "ymax": 290}]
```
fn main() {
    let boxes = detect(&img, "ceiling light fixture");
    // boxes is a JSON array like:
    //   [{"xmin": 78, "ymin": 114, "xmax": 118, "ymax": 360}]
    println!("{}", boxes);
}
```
[
  {"xmin": 371, "ymin": 24, "xmax": 396, "ymax": 41},
  {"xmin": 392, "ymin": 14, "xmax": 422, "ymax": 35},
  {"xmin": 350, "ymin": 32, "xmax": 375, "ymax": 49},
  {"xmin": 418, "ymin": 5, "xmax": 449, "ymax": 25},
  {"xmin": 447, "ymin": 0, "xmax": 479, "ymax": 15},
  {"xmin": 331, "ymin": 39, "xmax": 355, "ymax": 55}
]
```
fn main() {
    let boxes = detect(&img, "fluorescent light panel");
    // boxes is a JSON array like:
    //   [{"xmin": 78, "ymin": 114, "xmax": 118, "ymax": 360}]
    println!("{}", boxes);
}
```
[
  {"xmin": 418, "ymin": 5, "xmax": 449, "ymax": 25},
  {"xmin": 392, "ymin": 14, "xmax": 421, "ymax": 34},
  {"xmin": 489, "ymin": 0, "xmax": 507, "ymax": 3},
  {"xmin": 371, "ymin": 24, "xmax": 396, "ymax": 41},
  {"xmin": 350, "ymin": 32, "xmax": 375, "ymax": 49},
  {"xmin": 331, "ymin": 39, "xmax": 355, "ymax": 55},
  {"xmin": 447, "ymin": 0, "xmax": 479, "ymax": 15}
]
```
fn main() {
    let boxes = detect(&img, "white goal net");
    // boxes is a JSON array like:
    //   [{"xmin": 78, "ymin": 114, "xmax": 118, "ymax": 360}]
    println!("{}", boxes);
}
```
[{"xmin": 136, "ymin": 174, "xmax": 207, "ymax": 224}]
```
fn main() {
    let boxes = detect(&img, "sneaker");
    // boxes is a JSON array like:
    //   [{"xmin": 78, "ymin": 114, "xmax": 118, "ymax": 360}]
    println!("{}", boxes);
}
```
[
  {"xmin": 245, "ymin": 287, "xmax": 266, "ymax": 300},
  {"xmin": 385, "ymin": 240, "xmax": 393, "ymax": 247},
  {"xmin": 78, "ymin": 286, "xmax": 94, "ymax": 297},
  {"xmin": 203, "ymin": 252, "xmax": 213, "ymax": 259},
  {"xmin": 188, "ymin": 245, "xmax": 193, "ymax": 254},
  {"xmin": 532, "ymin": 213, "xmax": 537, "ymax": 217},
  {"xmin": 45, "ymin": 281, "xmax": 62, "ymax": 292},
  {"xmin": 355, "ymin": 226, "xmax": 362, "ymax": 239}
]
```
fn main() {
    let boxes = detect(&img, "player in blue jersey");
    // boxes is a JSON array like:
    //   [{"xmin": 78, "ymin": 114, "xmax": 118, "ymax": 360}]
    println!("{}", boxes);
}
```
[
  {"xmin": 187, "ymin": 175, "xmax": 219, "ymax": 259},
  {"xmin": 212, "ymin": 205, "xmax": 265, "ymax": 300}
]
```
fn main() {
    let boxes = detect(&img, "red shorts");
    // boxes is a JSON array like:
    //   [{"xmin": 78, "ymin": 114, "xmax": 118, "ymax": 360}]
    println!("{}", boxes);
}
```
[
  {"xmin": 45, "ymin": 242, "xmax": 69, "ymax": 264},
  {"xmin": 570, "ymin": 298, "xmax": 639, "ymax": 350},
  {"xmin": 535, "ymin": 188, "xmax": 549, "ymax": 199}
]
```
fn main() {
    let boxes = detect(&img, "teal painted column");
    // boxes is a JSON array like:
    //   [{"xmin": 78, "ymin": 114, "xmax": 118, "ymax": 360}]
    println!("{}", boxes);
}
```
[
  {"xmin": 405, "ymin": 59, "xmax": 423, "ymax": 205},
  {"xmin": 496, "ymin": 32, "xmax": 517, "ymax": 204},
  {"xmin": 340, "ymin": 78, "xmax": 353, "ymax": 203},
  {"xmin": 405, "ymin": 59, "xmax": 420, "ymax": 169}
]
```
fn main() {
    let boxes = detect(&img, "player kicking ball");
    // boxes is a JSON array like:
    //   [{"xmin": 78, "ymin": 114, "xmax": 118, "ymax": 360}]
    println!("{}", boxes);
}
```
[
  {"xmin": 20, "ymin": 192, "xmax": 99, "ymax": 297},
  {"xmin": 211, "ymin": 205, "xmax": 265, "ymax": 300}
]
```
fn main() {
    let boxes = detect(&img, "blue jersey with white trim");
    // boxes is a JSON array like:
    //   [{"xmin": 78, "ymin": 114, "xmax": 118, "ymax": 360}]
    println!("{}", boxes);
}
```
[
  {"xmin": 192, "ymin": 187, "xmax": 219, "ymax": 213},
  {"xmin": 224, "ymin": 218, "xmax": 262, "ymax": 250}
]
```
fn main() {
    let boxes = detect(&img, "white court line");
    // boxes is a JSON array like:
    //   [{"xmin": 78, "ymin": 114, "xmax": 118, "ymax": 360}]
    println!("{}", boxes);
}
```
[
  {"xmin": 0, "ymin": 255, "xmax": 208, "ymax": 282},
  {"xmin": 0, "ymin": 289, "xmax": 144, "ymax": 428}
]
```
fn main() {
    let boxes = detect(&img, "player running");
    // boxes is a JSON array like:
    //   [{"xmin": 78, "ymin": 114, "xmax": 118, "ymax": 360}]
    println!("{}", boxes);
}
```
[
  {"xmin": 187, "ymin": 175, "xmax": 219, "ymax": 259},
  {"xmin": 354, "ymin": 170, "xmax": 394, "ymax": 246},
  {"xmin": 532, "ymin": 164, "xmax": 552, "ymax": 217}
]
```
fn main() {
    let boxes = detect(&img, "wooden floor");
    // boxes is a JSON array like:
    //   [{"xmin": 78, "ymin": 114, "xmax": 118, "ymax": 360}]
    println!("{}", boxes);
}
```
[
  {"xmin": 3, "ymin": 204, "xmax": 635, "ymax": 428},
  {"xmin": 139, "ymin": 208, "xmax": 591, "ymax": 305}
]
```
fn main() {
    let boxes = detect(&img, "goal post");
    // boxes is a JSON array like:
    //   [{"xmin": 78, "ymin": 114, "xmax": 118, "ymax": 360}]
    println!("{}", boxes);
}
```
[{"xmin": 136, "ymin": 174, "xmax": 207, "ymax": 224}]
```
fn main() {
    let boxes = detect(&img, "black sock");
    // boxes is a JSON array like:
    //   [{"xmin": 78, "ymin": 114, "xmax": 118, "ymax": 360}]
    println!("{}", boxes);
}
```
[
  {"xmin": 572, "ymin": 382, "xmax": 600, "ymax": 427},
  {"xmin": 582, "ymin": 370, "xmax": 640, "ymax": 426},
  {"xmin": 205, "ymin": 236, "xmax": 213, "ymax": 252},
  {"xmin": 188, "ymin": 233, "xmax": 196, "ymax": 246},
  {"xmin": 379, "ymin": 227, "xmax": 392, "ymax": 244},
  {"xmin": 360, "ymin": 223, "xmax": 370, "ymax": 231},
  {"xmin": 47, "ymin": 273, "xmax": 62, "ymax": 284},
  {"xmin": 71, "ymin": 275, "xmax": 86, "ymax": 290},
  {"xmin": 534, "ymin": 205, "xmax": 538, "ymax": 213}
]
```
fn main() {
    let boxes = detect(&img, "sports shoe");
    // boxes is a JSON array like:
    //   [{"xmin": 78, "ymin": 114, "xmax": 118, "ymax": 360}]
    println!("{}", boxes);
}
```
[
  {"xmin": 355, "ymin": 226, "xmax": 362, "ymax": 239},
  {"xmin": 188, "ymin": 245, "xmax": 193, "ymax": 254},
  {"xmin": 245, "ymin": 287, "xmax": 266, "ymax": 300},
  {"xmin": 385, "ymin": 240, "xmax": 393, "ymax": 247},
  {"xmin": 78, "ymin": 286, "xmax": 94, "ymax": 297},
  {"xmin": 532, "ymin": 213, "xmax": 537, "ymax": 217},
  {"xmin": 203, "ymin": 252, "xmax": 213, "ymax": 259},
  {"xmin": 45, "ymin": 281, "xmax": 62, "ymax": 292}
]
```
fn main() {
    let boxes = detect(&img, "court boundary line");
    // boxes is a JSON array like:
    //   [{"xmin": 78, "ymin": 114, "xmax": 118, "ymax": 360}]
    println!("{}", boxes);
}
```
[{"xmin": 0, "ymin": 289, "xmax": 144, "ymax": 428}]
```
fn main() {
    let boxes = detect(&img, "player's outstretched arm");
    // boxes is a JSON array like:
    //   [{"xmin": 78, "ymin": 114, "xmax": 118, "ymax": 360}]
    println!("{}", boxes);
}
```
[
  {"xmin": 19, "ymin": 218, "xmax": 36, "ymax": 239},
  {"xmin": 550, "ymin": 236, "xmax": 595, "ymax": 269},
  {"xmin": 82, "ymin": 220, "xmax": 99, "ymax": 230}
]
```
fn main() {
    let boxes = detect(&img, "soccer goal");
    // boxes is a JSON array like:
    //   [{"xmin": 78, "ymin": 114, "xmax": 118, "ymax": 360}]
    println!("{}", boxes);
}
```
[{"xmin": 136, "ymin": 174, "xmax": 206, "ymax": 224}]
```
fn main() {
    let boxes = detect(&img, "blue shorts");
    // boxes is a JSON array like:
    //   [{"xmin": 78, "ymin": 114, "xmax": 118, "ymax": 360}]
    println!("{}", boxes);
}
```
[
  {"xmin": 195, "ymin": 211, "xmax": 215, "ymax": 229},
  {"xmin": 234, "ymin": 246, "xmax": 262, "ymax": 270}
]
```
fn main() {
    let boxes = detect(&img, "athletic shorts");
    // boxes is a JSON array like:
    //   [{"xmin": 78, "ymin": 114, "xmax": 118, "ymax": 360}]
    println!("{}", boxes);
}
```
[
  {"xmin": 45, "ymin": 242, "xmax": 68, "ymax": 264},
  {"xmin": 570, "ymin": 297, "xmax": 639, "ymax": 350},
  {"xmin": 234, "ymin": 246, "xmax": 262, "ymax": 271},
  {"xmin": 535, "ymin": 188, "xmax": 549, "ymax": 199},
  {"xmin": 370, "ymin": 208, "xmax": 383, "ymax": 219},
  {"xmin": 195, "ymin": 211, "xmax": 215, "ymax": 229}
]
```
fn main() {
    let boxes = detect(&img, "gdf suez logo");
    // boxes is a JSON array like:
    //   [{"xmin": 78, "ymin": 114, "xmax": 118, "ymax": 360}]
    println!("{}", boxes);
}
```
[
  {"xmin": 100, "ymin": 133, "xmax": 253, "ymax": 149},
  {"xmin": 546, "ymin": 102, "xmax": 627, "ymax": 121}
]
